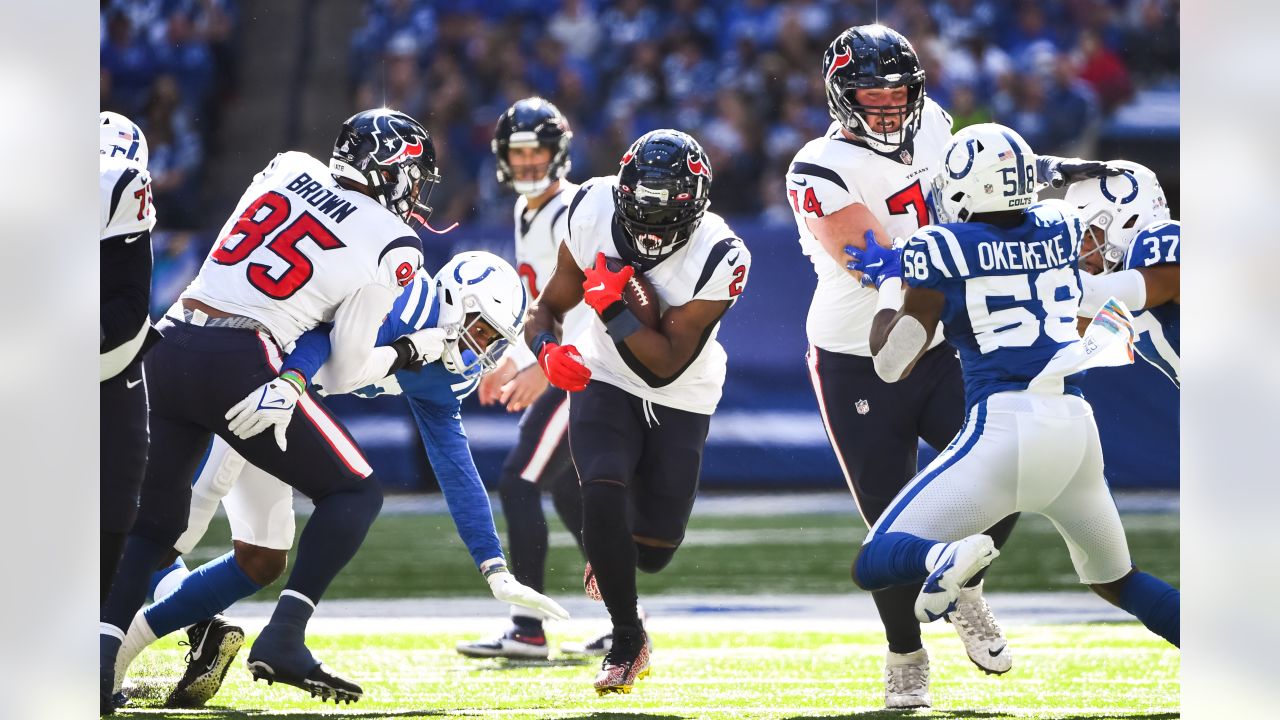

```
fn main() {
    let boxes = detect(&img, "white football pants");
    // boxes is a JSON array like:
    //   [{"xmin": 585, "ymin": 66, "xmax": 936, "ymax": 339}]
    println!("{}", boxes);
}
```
[
  {"xmin": 867, "ymin": 390, "xmax": 1133, "ymax": 585},
  {"xmin": 173, "ymin": 434, "xmax": 296, "ymax": 554}
]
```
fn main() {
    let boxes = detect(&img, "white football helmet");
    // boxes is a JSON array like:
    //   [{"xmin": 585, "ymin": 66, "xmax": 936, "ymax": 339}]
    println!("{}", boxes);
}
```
[
  {"xmin": 931, "ymin": 123, "xmax": 1037, "ymax": 224},
  {"xmin": 100, "ymin": 111, "xmax": 149, "ymax": 169},
  {"xmin": 434, "ymin": 251, "xmax": 527, "ymax": 377},
  {"xmin": 1063, "ymin": 160, "xmax": 1170, "ymax": 273}
]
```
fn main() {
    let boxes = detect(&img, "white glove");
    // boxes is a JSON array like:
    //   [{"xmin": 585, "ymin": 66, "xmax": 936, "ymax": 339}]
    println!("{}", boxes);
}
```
[
  {"xmin": 485, "ymin": 567, "xmax": 570, "ymax": 621},
  {"xmin": 225, "ymin": 375, "xmax": 302, "ymax": 451},
  {"xmin": 404, "ymin": 326, "xmax": 456, "ymax": 365}
]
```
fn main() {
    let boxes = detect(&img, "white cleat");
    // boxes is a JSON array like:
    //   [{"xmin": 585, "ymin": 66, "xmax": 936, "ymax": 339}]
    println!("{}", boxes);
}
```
[
  {"xmin": 916, "ymin": 534, "xmax": 999, "ymax": 623},
  {"xmin": 948, "ymin": 582, "xmax": 1012, "ymax": 674},
  {"xmin": 455, "ymin": 628, "xmax": 550, "ymax": 659},
  {"xmin": 884, "ymin": 648, "xmax": 930, "ymax": 709}
]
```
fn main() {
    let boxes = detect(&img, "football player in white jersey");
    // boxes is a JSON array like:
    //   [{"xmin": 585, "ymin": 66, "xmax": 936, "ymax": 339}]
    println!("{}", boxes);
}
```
[
  {"xmin": 101, "ymin": 108, "xmax": 442, "ymax": 713},
  {"xmin": 458, "ymin": 98, "xmax": 613, "ymax": 660},
  {"xmin": 847, "ymin": 124, "xmax": 1179, "ymax": 708},
  {"xmin": 787, "ymin": 24, "xmax": 1127, "ymax": 707},
  {"xmin": 525, "ymin": 130, "xmax": 751, "ymax": 694},
  {"xmin": 100, "ymin": 111, "xmax": 159, "ymax": 605},
  {"xmin": 1066, "ymin": 161, "xmax": 1180, "ymax": 387},
  {"xmin": 109, "ymin": 253, "xmax": 568, "ymax": 709}
]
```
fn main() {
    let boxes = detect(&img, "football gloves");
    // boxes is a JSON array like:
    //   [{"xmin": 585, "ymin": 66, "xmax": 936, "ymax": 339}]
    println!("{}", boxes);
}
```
[
  {"xmin": 582, "ymin": 252, "xmax": 634, "ymax": 315},
  {"xmin": 225, "ymin": 371, "xmax": 305, "ymax": 451},
  {"xmin": 538, "ymin": 342, "xmax": 590, "ymax": 392},
  {"xmin": 1036, "ymin": 156, "xmax": 1128, "ymax": 189},
  {"xmin": 396, "ymin": 325, "xmax": 456, "ymax": 367},
  {"xmin": 485, "ymin": 566, "xmax": 571, "ymax": 621},
  {"xmin": 845, "ymin": 230, "xmax": 903, "ymax": 289}
]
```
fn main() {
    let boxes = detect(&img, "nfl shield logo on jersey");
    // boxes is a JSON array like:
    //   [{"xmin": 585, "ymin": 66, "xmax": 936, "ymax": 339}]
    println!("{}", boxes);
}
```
[{"xmin": 856, "ymin": 399, "xmax": 870, "ymax": 415}]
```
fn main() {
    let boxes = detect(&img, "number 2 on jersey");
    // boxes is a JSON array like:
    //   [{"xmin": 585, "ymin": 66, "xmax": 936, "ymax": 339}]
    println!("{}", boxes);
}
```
[{"xmin": 211, "ymin": 191, "xmax": 346, "ymax": 299}]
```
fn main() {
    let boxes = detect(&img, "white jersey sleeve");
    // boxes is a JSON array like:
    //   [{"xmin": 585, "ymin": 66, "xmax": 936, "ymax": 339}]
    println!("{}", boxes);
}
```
[
  {"xmin": 100, "ymin": 155, "xmax": 156, "ymax": 241},
  {"xmin": 690, "ymin": 237, "xmax": 751, "ymax": 304}
]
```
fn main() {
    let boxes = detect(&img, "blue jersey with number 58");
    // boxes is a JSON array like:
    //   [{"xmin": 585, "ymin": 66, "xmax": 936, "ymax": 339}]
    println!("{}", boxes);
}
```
[
  {"xmin": 902, "ymin": 202, "xmax": 1085, "ymax": 409},
  {"xmin": 1123, "ymin": 220, "xmax": 1180, "ymax": 387}
]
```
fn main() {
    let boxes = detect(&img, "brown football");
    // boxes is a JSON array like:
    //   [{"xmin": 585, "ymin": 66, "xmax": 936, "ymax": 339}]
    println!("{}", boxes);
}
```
[{"xmin": 604, "ymin": 256, "xmax": 661, "ymax": 329}]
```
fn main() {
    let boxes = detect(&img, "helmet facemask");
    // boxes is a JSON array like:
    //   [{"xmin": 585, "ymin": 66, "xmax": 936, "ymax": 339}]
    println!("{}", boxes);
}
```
[
  {"xmin": 613, "ymin": 184, "xmax": 707, "ymax": 263},
  {"xmin": 829, "ymin": 80, "xmax": 925, "ymax": 153},
  {"xmin": 441, "ymin": 312, "xmax": 511, "ymax": 378}
]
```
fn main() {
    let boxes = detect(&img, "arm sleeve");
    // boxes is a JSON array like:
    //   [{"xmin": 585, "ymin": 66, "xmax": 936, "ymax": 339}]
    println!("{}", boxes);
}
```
[
  {"xmin": 281, "ymin": 324, "xmax": 333, "ymax": 382},
  {"xmin": 100, "ymin": 230, "xmax": 154, "ymax": 352},
  {"xmin": 322, "ymin": 283, "xmax": 399, "ymax": 394},
  {"xmin": 405, "ymin": 394, "xmax": 504, "ymax": 568},
  {"xmin": 1078, "ymin": 269, "xmax": 1147, "ymax": 317}
]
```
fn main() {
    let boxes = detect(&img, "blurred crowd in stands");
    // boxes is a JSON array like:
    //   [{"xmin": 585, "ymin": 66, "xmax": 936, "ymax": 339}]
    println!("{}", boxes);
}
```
[{"xmin": 101, "ymin": 0, "xmax": 1178, "ymax": 314}]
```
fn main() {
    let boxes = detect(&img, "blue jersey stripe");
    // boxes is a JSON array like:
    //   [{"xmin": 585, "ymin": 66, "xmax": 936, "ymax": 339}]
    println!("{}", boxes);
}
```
[
  {"xmin": 406, "ymin": 281, "xmax": 433, "ymax": 330},
  {"xmin": 875, "ymin": 402, "xmax": 988, "ymax": 535}
]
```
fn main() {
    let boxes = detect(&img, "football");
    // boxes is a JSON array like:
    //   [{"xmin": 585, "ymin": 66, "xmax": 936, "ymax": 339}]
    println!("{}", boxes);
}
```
[{"xmin": 604, "ymin": 256, "xmax": 661, "ymax": 330}]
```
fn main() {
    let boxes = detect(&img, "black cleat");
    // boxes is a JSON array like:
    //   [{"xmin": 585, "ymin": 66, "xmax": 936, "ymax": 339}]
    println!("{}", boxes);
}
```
[
  {"xmin": 164, "ymin": 616, "xmax": 245, "ymax": 708},
  {"xmin": 246, "ymin": 632, "xmax": 362, "ymax": 704}
]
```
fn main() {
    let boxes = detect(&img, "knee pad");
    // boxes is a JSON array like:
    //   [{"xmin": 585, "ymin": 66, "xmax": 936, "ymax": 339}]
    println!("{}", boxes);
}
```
[{"xmin": 635, "ymin": 543, "xmax": 677, "ymax": 573}]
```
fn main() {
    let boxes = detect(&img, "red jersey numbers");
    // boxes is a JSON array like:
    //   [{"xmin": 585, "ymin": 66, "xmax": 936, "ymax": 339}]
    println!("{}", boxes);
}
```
[
  {"xmin": 886, "ymin": 181, "xmax": 929, "ymax": 229},
  {"xmin": 728, "ymin": 265, "xmax": 746, "ymax": 297},
  {"xmin": 395, "ymin": 262, "xmax": 415, "ymax": 287},
  {"xmin": 517, "ymin": 262, "xmax": 540, "ymax": 300},
  {"xmin": 788, "ymin": 185, "xmax": 825, "ymax": 217},
  {"xmin": 212, "ymin": 191, "xmax": 347, "ymax": 299},
  {"xmin": 133, "ymin": 182, "xmax": 152, "ymax": 221}
]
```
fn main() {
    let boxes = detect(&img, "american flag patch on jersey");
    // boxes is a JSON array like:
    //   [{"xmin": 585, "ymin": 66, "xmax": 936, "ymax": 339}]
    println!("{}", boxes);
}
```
[{"xmin": 997, "ymin": 150, "xmax": 1013, "ymax": 161}]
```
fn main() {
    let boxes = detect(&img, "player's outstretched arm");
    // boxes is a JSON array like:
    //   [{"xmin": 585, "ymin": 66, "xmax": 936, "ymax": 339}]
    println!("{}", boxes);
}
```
[
  {"xmin": 868, "ymin": 285, "xmax": 943, "ymax": 383},
  {"xmin": 1136, "ymin": 264, "xmax": 1179, "ymax": 306},
  {"xmin": 806, "ymin": 202, "xmax": 895, "ymax": 283}
]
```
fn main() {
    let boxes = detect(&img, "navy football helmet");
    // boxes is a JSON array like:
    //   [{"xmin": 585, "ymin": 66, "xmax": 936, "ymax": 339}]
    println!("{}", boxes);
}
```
[
  {"xmin": 329, "ymin": 108, "xmax": 441, "ymax": 225},
  {"xmin": 823, "ymin": 25, "xmax": 926, "ymax": 153},
  {"xmin": 613, "ymin": 129, "xmax": 711, "ymax": 266},
  {"xmin": 492, "ymin": 97, "xmax": 573, "ymax": 196}
]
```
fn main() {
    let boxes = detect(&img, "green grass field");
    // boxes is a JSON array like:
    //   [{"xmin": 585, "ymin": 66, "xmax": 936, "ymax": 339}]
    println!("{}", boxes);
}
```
[
  {"xmin": 121, "ymin": 624, "xmax": 1179, "ymax": 719},
  {"xmin": 184, "ymin": 503, "xmax": 1179, "ymax": 600},
  {"xmin": 115, "ymin": 500, "xmax": 1181, "ymax": 718}
]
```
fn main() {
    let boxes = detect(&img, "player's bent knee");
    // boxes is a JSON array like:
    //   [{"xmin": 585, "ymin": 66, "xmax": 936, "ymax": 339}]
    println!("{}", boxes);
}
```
[
  {"xmin": 850, "ymin": 546, "xmax": 871, "ymax": 590},
  {"xmin": 635, "ymin": 541, "xmax": 678, "ymax": 573},
  {"xmin": 1089, "ymin": 567, "xmax": 1139, "ymax": 607},
  {"xmin": 234, "ymin": 540, "xmax": 288, "ymax": 585}
]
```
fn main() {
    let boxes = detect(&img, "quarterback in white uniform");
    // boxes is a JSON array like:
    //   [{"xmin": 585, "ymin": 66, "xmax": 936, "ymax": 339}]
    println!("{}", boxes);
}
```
[
  {"xmin": 100, "ymin": 111, "xmax": 159, "ymax": 606},
  {"xmin": 101, "ymin": 108, "xmax": 442, "ymax": 713},
  {"xmin": 526, "ymin": 130, "xmax": 750, "ymax": 694},
  {"xmin": 460, "ymin": 98, "xmax": 620, "ymax": 661}
]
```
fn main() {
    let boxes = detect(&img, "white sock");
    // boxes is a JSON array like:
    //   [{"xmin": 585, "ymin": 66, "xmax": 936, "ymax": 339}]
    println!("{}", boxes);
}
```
[
  {"xmin": 114, "ymin": 610, "xmax": 159, "ymax": 693},
  {"xmin": 924, "ymin": 542, "xmax": 953, "ymax": 573},
  {"xmin": 152, "ymin": 563, "xmax": 190, "ymax": 604}
]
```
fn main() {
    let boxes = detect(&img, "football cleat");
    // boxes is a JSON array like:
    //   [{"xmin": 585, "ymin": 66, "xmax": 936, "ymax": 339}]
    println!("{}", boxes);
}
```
[
  {"xmin": 593, "ymin": 626, "xmax": 651, "ymax": 695},
  {"xmin": 948, "ymin": 582, "xmax": 1012, "ymax": 674},
  {"xmin": 915, "ymin": 535, "xmax": 999, "ymax": 623},
  {"xmin": 884, "ymin": 648, "xmax": 930, "ymax": 709},
  {"xmin": 560, "ymin": 629, "xmax": 612, "ymax": 657},
  {"xmin": 246, "ymin": 631, "xmax": 362, "ymax": 704},
  {"xmin": 165, "ymin": 616, "xmax": 245, "ymax": 707},
  {"xmin": 584, "ymin": 563, "xmax": 602, "ymax": 601},
  {"xmin": 456, "ymin": 627, "xmax": 550, "ymax": 659}
]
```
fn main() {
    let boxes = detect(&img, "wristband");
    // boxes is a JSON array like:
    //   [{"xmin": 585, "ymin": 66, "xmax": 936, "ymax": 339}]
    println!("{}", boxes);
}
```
[
  {"xmin": 875, "ymin": 277, "xmax": 904, "ymax": 313},
  {"xmin": 480, "ymin": 558, "xmax": 508, "ymax": 579},
  {"xmin": 278, "ymin": 369, "xmax": 308, "ymax": 394},
  {"xmin": 605, "ymin": 306, "xmax": 644, "ymax": 342},
  {"xmin": 530, "ymin": 331, "xmax": 557, "ymax": 358},
  {"xmin": 388, "ymin": 335, "xmax": 416, "ymax": 372}
]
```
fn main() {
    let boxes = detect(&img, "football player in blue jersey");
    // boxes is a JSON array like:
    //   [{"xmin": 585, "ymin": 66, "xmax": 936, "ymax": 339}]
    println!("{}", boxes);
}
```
[
  {"xmin": 1066, "ymin": 161, "xmax": 1180, "ymax": 387},
  {"xmin": 109, "ymin": 251, "xmax": 568, "ymax": 709},
  {"xmin": 844, "ymin": 123, "xmax": 1179, "ymax": 705}
]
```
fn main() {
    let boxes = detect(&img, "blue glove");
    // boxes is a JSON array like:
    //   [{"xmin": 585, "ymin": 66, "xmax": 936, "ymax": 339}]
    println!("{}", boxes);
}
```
[
  {"xmin": 845, "ymin": 230, "xmax": 903, "ymax": 289},
  {"xmin": 1036, "ymin": 155, "xmax": 1128, "ymax": 188}
]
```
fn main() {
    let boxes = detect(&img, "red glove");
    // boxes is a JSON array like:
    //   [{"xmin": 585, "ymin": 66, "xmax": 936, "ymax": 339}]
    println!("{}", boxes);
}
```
[
  {"xmin": 582, "ymin": 252, "xmax": 634, "ymax": 315},
  {"xmin": 538, "ymin": 342, "xmax": 591, "ymax": 392}
]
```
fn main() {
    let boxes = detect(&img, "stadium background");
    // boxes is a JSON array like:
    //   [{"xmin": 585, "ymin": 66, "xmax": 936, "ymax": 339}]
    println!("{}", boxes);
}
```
[{"xmin": 100, "ymin": 0, "xmax": 1179, "ymax": 492}]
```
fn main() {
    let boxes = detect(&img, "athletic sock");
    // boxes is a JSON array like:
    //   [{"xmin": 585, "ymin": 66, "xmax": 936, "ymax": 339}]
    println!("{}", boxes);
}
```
[
  {"xmin": 102, "ymin": 534, "xmax": 173, "ymax": 632},
  {"xmin": 101, "ymin": 531, "xmax": 126, "ymax": 605},
  {"xmin": 143, "ymin": 551, "xmax": 263, "ymax": 637},
  {"xmin": 854, "ymin": 532, "xmax": 939, "ymax": 590},
  {"xmin": 1117, "ymin": 571, "xmax": 1180, "ymax": 647},
  {"xmin": 872, "ymin": 584, "xmax": 925, "ymax": 654},
  {"xmin": 283, "ymin": 480, "xmax": 382, "ymax": 602},
  {"xmin": 499, "ymin": 474, "xmax": 548, "ymax": 593},
  {"xmin": 511, "ymin": 614, "xmax": 545, "ymax": 637}
]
